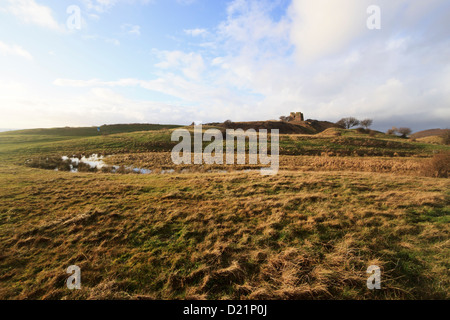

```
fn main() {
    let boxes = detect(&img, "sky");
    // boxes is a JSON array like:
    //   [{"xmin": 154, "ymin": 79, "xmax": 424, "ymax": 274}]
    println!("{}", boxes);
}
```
[{"xmin": 0, "ymin": 0, "xmax": 449, "ymax": 132}]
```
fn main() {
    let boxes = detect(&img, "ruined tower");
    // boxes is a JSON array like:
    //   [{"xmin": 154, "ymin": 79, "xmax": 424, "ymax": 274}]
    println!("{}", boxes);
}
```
[{"xmin": 290, "ymin": 112, "xmax": 304, "ymax": 122}]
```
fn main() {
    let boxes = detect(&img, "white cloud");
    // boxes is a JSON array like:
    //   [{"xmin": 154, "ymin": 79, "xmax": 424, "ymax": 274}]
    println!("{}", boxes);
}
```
[
  {"xmin": 177, "ymin": 0, "xmax": 197, "ymax": 5},
  {"xmin": 82, "ymin": 34, "xmax": 121, "ymax": 46},
  {"xmin": 184, "ymin": 28, "xmax": 208, "ymax": 37},
  {"xmin": 218, "ymin": 0, "xmax": 290, "ymax": 49},
  {"xmin": 205, "ymin": 0, "xmax": 450, "ymax": 129},
  {"xmin": 0, "ymin": 41, "xmax": 33, "ymax": 60},
  {"xmin": 122, "ymin": 24, "xmax": 141, "ymax": 36},
  {"xmin": 288, "ymin": 0, "xmax": 450, "ymax": 63},
  {"xmin": 288, "ymin": 0, "xmax": 367, "ymax": 62},
  {"xmin": 105, "ymin": 38, "xmax": 120, "ymax": 46},
  {"xmin": 5, "ymin": 0, "xmax": 62, "ymax": 31},
  {"xmin": 81, "ymin": 0, "xmax": 154, "ymax": 13},
  {"xmin": 154, "ymin": 50, "xmax": 205, "ymax": 80},
  {"xmin": 3, "ymin": 0, "xmax": 450, "ymax": 131},
  {"xmin": 0, "ymin": 82, "xmax": 195, "ymax": 128}
]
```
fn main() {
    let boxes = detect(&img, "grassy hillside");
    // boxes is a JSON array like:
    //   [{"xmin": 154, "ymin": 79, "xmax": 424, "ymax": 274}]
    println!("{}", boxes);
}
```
[
  {"xmin": 207, "ymin": 120, "xmax": 340, "ymax": 134},
  {"xmin": 0, "ymin": 125, "xmax": 448, "ymax": 300},
  {"xmin": 411, "ymin": 129, "xmax": 448, "ymax": 139},
  {"xmin": 4, "ymin": 124, "xmax": 182, "ymax": 137},
  {"xmin": 0, "ymin": 124, "xmax": 181, "ymax": 161},
  {"xmin": 0, "ymin": 126, "xmax": 448, "ymax": 163}
]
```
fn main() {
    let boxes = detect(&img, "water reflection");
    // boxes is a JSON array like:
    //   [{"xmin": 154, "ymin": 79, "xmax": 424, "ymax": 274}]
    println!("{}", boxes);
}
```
[{"xmin": 60, "ymin": 154, "xmax": 153, "ymax": 174}]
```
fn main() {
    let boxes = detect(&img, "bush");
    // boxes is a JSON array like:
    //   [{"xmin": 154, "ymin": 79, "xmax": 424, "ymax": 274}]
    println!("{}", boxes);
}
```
[
  {"xmin": 387, "ymin": 127, "xmax": 398, "ymax": 135},
  {"xmin": 442, "ymin": 129, "xmax": 450, "ymax": 145},
  {"xmin": 356, "ymin": 128, "xmax": 369, "ymax": 134},
  {"xmin": 422, "ymin": 152, "xmax": 450, "ymax": 178}
]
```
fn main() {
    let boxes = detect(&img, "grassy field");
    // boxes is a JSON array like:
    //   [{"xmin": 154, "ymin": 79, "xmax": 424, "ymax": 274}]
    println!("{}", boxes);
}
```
[{"xmin": 0, "ymin": 125, "xmax": 448, "ymax": 300}]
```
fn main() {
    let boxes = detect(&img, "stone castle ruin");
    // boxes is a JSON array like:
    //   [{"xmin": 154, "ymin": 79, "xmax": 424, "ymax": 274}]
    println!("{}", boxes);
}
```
[{"xmin": 289, "ymin": 112, "xmax": 304, "ymax": 122}]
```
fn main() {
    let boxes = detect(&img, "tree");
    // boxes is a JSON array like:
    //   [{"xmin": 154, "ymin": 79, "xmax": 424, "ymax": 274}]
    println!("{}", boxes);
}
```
[
  {"xmin": 336, "ymin": 117, "xmax": 360, "ymax": 129},
  {"xmin": 387, "ymin": 127, "xmax": 398, "ymax": 135},
  {"xmin": 279, "ymin": 116, "xmax": 288, "ymax": 122},
  {"xmin": 398, "ymin": 127, "xmax": 412, "ymax": 138},
  {"xmin": 360, "ymin": 119, "xmax": 373, "ymax": 129}
]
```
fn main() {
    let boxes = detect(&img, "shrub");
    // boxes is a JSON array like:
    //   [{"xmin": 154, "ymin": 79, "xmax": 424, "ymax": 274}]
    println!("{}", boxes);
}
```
[
  {"xmin": 422, "ymin": 151, "xmax": 450, "ymax": 178},
  {"xmin": 442, "ymin": 129, "xmax": 450, "ymax": 145},
  {"xmin": 387, "ymin": 127, "xmax": 398, "ymax": 135},
  {"xmin": 356, "ymin": 128, "xmax": 369, "ymax": 134}
]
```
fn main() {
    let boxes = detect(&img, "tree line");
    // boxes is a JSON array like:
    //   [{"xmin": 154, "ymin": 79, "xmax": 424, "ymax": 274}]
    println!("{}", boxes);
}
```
[
  {"xmin": 336, "ymin": 117, "xmax": 413, "ymax": 138},
  {"xmin": 336, "ymin": 117, "xmax": 373, "ymax": 130}
]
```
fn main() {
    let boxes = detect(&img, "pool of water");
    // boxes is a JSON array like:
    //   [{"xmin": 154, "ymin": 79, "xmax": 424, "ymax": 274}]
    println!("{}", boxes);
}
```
[
  {"xmin": 52, "ymin": 154, "xmax": 261, "ymax": 175},
  {"xmin": 60, "ymin": 154, "xmax": 153, "ymax": 174}
]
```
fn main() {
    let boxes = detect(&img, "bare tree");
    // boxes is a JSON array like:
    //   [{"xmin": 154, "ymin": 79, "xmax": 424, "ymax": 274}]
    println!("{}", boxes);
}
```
[
  {"xmin": 336, "ymin": 117, "xmax": 360, "ymax": 129},
  {"xmin": 387, "ymin": 127, "xmax": 398, "ymax": 135},
  {"xmin": 398, "ymin": 127, "xmax": 412, "ymax": 138},
  {"xmin": 360, "ymin": 119, "xmax": 373, "ymax": 129}
]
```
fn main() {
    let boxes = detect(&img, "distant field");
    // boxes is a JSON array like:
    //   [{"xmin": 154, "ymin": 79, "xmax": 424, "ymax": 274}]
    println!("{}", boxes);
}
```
[
  {"xmin": 0, "ymin": 125, "xmax": 448, "ymax": 300},
  {"xmin": 0, "ymin": 124, "xmax": 181, "ymax": 162},
  {"xmin": 0, "ymin": 124, "xmax": 181, "ymax": 151},
  {"xmin": 3, "ymin": 124, "xmax": 182, "ymax": 137},
  {"xmin": 0, "ymin": 126, "xmax": 448, "ymax": 163}
]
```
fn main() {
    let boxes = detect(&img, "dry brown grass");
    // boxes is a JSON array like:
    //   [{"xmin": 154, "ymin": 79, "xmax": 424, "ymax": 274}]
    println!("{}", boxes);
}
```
[
  {"xmin": 0, "ymin": 163, "xmax": 448, "ymax": 300},
  {"xmin": 416, "ymin": 136, "xmax": 445, "ymax": 145},
  {"xmin": 2, "ymin": 125, "xmax": 449, "ymax": 300},
  {"xmin": 103, "ymin": 152, "xmax": 429, "ymax": 176}
]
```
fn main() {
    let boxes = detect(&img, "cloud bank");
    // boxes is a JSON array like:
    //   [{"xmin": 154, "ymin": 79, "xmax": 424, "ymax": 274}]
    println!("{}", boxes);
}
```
[{"xmin": 1, "ymin": 0, "xmax": 449, "ymax": 131}]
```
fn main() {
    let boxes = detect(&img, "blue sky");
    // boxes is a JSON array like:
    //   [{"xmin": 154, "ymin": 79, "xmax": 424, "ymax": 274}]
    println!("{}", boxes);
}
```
[{"xmin": 0, "ymin": 0, "xmax": 449, "ymax": 131}]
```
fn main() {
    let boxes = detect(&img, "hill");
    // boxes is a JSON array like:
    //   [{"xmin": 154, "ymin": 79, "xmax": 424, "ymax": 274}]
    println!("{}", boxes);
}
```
[
  {"xmin": 2, "ymin": 123, "xmax": 182, "ymax": 137},
  {"xmin": 410, "ymin": 128, "xmax": 447, "ymax": 139},
  {"xmin": 206, "ymin": 120, "xmax": 341, "ymax": 134}
]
